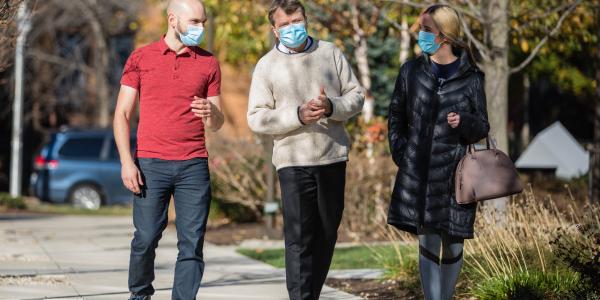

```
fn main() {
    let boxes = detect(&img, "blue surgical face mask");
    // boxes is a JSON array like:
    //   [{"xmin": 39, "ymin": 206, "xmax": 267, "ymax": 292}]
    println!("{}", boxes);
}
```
[
  {"xmin": 177, "ymin": 19, "xmax": 205, "ymax": 46},
  {"xmin": 278, "ymin": 23, "xmax": 308, "ymax": 49},
  {"xmin": 418, "ymin": 31, "xmax": 441, "ymax": 55}
]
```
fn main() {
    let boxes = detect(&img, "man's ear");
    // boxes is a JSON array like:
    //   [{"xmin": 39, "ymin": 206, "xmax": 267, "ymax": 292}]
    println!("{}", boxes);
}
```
[
  {"xmin": 272, "ymin": 26, "xmax": 279, "ymax": 39},
  {"xmin": 167, "ymin": 13, "xmax": 177, "ymax": 29}
]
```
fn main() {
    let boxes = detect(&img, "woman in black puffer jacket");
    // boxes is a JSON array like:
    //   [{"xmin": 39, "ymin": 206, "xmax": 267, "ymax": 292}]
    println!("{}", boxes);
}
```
[{"xmin": 387, "ymin": 4, "xmax": 490, "ymax": 300}]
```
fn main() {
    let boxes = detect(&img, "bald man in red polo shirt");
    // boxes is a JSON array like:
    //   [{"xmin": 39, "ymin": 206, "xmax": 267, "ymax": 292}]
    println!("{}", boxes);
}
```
[{"xmin": 113, "ymin": 0, "xmax": 223, "ymax": 299}]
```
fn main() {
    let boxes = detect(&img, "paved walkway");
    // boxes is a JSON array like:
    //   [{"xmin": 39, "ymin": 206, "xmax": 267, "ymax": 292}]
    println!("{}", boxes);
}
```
[{"xmin": 0, "ymin": 214, "xmax": 362, "ymax": 300}]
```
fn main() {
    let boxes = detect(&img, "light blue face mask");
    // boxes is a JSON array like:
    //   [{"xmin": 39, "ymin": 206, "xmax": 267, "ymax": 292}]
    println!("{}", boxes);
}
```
[
  {"xmin": 278, "ymin": 23, "xmax": 308, "ymax": 49},
  {"xmin": 418, "ymin": 31, "xmax": 441, "ymax": 55},
  {"xmin": 178, "ymin": 20, "xmax": 205, "ymax": 46}
]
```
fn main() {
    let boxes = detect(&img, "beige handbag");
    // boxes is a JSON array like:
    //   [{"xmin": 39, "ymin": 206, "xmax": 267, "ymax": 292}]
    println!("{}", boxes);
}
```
[{"xmin": 455, "ymin": 137, "xmax": 523, "ymax": 204}]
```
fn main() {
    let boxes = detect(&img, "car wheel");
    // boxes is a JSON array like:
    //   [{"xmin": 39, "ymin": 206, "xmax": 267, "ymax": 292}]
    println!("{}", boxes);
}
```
[{"xmin": 70, "ymin": 184, "xmax": 102, "ymax": 210}]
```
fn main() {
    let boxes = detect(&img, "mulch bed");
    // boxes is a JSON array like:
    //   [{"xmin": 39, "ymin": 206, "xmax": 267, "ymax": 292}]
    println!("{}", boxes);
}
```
[
  {"xmin": 204, "ymin": 221, "xmax": 391, "ymax": 246},
  {"xmin": 325, "ymin": 278, "xmax": 419, "ymax": 300},
  {"xmin": 205, "ymin": 222, "xmax": 283, "ymax": 245}
]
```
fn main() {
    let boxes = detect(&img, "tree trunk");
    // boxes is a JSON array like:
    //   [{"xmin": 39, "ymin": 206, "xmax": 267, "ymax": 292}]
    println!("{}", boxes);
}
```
[
  {"xmin": 350, "ymin": 0, "xmax": 374, "ymax": 123},
  {"xmin": 399, "ymin": 15, "xmax": 410, "ymax": 65},
  {"xmin": 355, "ymin": 40, "xmax": 374, "ymax": 123},
  {"xmin": 592, "ymin": 5, "xmax": 600, "ymax": 202},
  {"xmin": 77, "ymin": 0, "xmax": 110, "ymax": 127},
  {"xmin": 94, "ymin": 39, "xmax": 110, "ymax": 128},
  {"xmin": 481, "ymin": 0, "xmax": 510, "ymax": 213},
  {"xmin": 520, "ymin": 73, "xmax": 531, "ymax": 152},
  {"xmin": 89, "ymin": 11, "xmax": 110, "ymax": 127}
]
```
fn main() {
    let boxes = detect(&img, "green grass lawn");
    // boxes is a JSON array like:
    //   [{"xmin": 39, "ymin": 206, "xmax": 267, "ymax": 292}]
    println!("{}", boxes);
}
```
[
  {"xmin": 25, "ymin": 203, "xmax": 133, "ymax": 216},
  {"xmin": 0, "ymin": 192, "xmax": 133, "ymax": 216},
  {"xmin": 1, "ymin": 193, "xmax": 225, "ymax": 219},
  {"xmin": 238, "ymin": 244, "xmax": 416, "ymax": 270}
]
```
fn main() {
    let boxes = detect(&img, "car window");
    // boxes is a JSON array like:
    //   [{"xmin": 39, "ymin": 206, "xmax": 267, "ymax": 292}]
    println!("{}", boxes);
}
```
[
  {"xmin": 58, "ymin": 137, "xmax": 105, "ymax": 159},
  {"xmin": 109, "ymin": 138, "xmax": 136, "ymax": 160}
]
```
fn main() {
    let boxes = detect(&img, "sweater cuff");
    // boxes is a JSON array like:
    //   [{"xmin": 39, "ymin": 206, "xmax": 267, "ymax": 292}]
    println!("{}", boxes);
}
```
[
  {"xmin": 325, "ymin": 98, "xmax": 334, "ymax": 118},
  {"xmin": 329, "ymin": 96, "xmax": 346, "ymax": 121},
  {"xmin": 297, "ymin": 106, "xmax": 306, "ymax": 125}
]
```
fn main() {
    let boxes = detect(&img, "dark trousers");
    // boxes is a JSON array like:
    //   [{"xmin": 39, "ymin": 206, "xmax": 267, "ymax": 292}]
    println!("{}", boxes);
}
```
[
  {"xmin": 128, "ymin": 158, "xmax": 211, "ymax": 300},
  {"xmin": 278, "ymin": 162, "xmax": 346, "ymax": 300}
]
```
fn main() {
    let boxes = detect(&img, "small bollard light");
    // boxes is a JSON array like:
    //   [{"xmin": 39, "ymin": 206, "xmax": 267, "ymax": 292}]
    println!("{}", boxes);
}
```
[
  {"xmin": 263, "ymin": 201, "xmax": 279, "ymax": 214},
  {"xmin": 263, "ymin": 201, "xmax": 279, "ymax": 229}
]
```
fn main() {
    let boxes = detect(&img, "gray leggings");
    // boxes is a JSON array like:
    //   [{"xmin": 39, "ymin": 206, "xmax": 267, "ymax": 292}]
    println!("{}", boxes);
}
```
[{"xmin": 418, "ymin": 229, "xmax": 464, "ymax": 300}]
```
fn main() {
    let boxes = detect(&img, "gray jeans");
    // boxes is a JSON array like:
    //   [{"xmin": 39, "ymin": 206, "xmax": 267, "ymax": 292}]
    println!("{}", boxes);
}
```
[{"xmin": 128, "ymin": 158, "xmax": 211, "ymax": 300}]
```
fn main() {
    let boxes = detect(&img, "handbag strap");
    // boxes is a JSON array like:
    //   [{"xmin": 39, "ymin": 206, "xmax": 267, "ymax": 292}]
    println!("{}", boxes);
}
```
[{"xmin": 468, "ymin": 135, "xmax": 496, "ymax": 154}]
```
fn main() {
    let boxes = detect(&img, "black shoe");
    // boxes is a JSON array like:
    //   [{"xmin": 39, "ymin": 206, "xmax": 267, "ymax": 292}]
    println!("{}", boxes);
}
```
[{"xmin": 129, "ymin": 294, "xmax": 151, "ymax": 300}]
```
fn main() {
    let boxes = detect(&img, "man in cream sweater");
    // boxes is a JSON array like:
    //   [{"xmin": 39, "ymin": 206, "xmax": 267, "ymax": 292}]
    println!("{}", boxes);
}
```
[{"xmin": 247, "ymin": 1, "xmax": 364, "ymax": 299}]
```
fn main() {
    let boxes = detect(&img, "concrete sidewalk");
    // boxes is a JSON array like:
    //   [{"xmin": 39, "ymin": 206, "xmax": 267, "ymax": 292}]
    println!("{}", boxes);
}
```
[{"xmin": 0, "ymin": 214, "xmax": 362, "ymax": 300}]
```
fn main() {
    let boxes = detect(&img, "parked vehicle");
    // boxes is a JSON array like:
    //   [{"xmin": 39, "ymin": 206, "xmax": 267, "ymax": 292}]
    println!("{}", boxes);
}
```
[{"xmin": 30, "ymin": 128, "xmax": 135, "ymax": 210}]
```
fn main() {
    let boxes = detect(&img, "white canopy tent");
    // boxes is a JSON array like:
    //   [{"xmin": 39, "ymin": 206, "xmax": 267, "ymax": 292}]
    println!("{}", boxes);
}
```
[{"xmin": 516, "ymin": 121, "xmax": 589, "ymax": 179}]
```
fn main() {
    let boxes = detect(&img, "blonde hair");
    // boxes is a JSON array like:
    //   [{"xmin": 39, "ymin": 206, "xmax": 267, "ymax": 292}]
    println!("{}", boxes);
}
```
[{"xmin": 412, "ymin": 4, "xmax": 476, "ymax": 61}]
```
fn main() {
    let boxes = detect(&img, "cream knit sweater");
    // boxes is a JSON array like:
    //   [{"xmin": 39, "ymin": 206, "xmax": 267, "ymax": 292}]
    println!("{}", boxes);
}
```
[{"xmin": 247, "ymin": 40, "xmax": 365, "ymax": 170}]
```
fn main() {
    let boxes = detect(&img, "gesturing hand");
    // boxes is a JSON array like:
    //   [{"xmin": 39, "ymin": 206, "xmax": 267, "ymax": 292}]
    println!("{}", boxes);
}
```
[{"xmin": 191, "ymin": 97, "xmax": 213, "ymax": 119}]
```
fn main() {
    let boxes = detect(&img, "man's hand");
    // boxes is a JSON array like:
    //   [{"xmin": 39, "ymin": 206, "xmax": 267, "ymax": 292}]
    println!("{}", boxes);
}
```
[
  {"xmin": 121, "ymin": 160, "xmax": 143, "ymax": 194},
  {"xmin": 318, "ymin": 86, "xmax": 333, "ymax": 115},
  {"xmin": 300, "ymin": 86, "xmax": 332, "ymax": 125},
  {"xmin": 309, "ymin": 86, "xmax": 332, "ymax": 115},
  {"xmin": 448, "ymin": 112, "xmax": 461, "ymax": 128},
  {"xmin": 299, "ymin": 101, "xmax": 326, "ymax": 125},
  {"xmin": 191, "ymin": 96, "xmax": 213, "ymax": 119}
]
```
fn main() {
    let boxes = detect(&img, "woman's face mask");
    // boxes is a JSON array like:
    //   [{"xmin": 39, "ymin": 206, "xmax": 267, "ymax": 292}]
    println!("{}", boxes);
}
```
[
  {"xmin": 418, "ymin": 31, "xmax": 441, "ymax": 55},
  {"xmin": 278, "ymin": 22, "xmax": 308, "ymax": 49}
]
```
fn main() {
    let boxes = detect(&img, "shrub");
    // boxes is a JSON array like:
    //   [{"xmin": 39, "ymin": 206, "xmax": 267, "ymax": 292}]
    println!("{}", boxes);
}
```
[
  {"xmin": 471, "ymin": 270, "xmax": 580, "ymax": 300},
  {"xmin": 208, "ymin": 119, "xmax": 397, "ymax": 230},
  {"xmin": 341, "ymin": 117, "xmax": 397, "ymax": 239},
  {"xmin": 551, "ymin": 222, "xmax": 600, "ymax": 299},
  {"xmin": 462, "ymin": 185, "xmax": 600, "ymax": 299},
  {"xmin": 0, "ymin": 193, "xmax": 26, "ymax": 210},
  {"xmin": 208, "ymin": 137, "xmax": 276, "ymax": 222}
]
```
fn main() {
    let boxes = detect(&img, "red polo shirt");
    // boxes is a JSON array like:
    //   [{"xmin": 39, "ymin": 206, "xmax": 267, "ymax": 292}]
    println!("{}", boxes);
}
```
[{"xmin": 120, "ymin": 38, "xmax": 221, "ymax": 160}]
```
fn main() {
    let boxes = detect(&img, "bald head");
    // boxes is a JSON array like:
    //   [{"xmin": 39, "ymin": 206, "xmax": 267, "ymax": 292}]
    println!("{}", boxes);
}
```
[
  {"xmin": 168, "ymin": 0, "xmax": 205, "ymax": 16},
  {"xmin": 167, "ymin": 0, "xmax": 207, "ymax": 35}
]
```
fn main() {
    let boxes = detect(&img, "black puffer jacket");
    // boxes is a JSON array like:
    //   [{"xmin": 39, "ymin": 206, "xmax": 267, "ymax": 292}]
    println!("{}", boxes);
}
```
[{"xmin": 387, "ymin": 50, "xmax": 490, "ymax": 239}]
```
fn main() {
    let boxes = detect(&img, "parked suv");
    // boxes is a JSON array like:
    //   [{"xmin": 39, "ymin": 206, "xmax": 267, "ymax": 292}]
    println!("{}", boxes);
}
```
[{"xmin": 30, "ymin": 128, "xmax": 136, "ymax": 210}]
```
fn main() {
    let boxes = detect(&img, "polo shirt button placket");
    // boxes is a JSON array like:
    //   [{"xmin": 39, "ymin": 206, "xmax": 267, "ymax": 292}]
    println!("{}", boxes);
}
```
[{"xmin": 173, "ymin": 55, "xmax": 179, "ymax": 80}]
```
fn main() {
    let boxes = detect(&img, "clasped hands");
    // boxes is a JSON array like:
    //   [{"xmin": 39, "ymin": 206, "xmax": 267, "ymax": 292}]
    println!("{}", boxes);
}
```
[{"xmin": 299, "ymin": 86, "xmax": 333, "ymax": 125}]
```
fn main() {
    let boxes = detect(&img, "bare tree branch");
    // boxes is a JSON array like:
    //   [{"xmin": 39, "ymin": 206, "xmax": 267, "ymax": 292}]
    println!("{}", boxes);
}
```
[
  {"xmin": 510, "ymin": 0, "xmax": 582, "ymax": 74},
  {"xmin": 380, "ymin": 9, "xmax": 404, "ymax": 31},
  {"xmin": 379, "ymin": 0, "xmax": 429, "ymax": 10},
  {"xmin": 459, "ymin": 0, "xmax": 478, "ymax": 16},
  {"xmin": 381, "ymin": 0, "xmax": 484, "ymax": 22},
  {"xmin": 459, "ymin": 14, "xmax": 490, "ymax": 61},
  {"xmin": 15, "ymin": 0, "xmax": 140, "ymax": 130},
  {"xmin": 438, "ymin": 0, "xmax": 483, "ymax": 22},
  {"xmin": 26, "ymin": 49, "xmax": 94, "ymax": 74},
  {"xmin": 0, "ymin": 0, "xmax": 25, "ymax": 72},
  {"xmin": 512, "ymin": 2, "xmax": 574, "ymax": 32},
  {"xmin": 379, "ymin": 0, "xmax": 490, "ymax": 60}
]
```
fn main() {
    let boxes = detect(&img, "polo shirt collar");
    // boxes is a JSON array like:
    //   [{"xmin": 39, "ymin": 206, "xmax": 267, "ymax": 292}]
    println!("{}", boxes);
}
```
[{"xmin": 160, "ymin": 36, "xmax": 198, "ymax": 59}]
